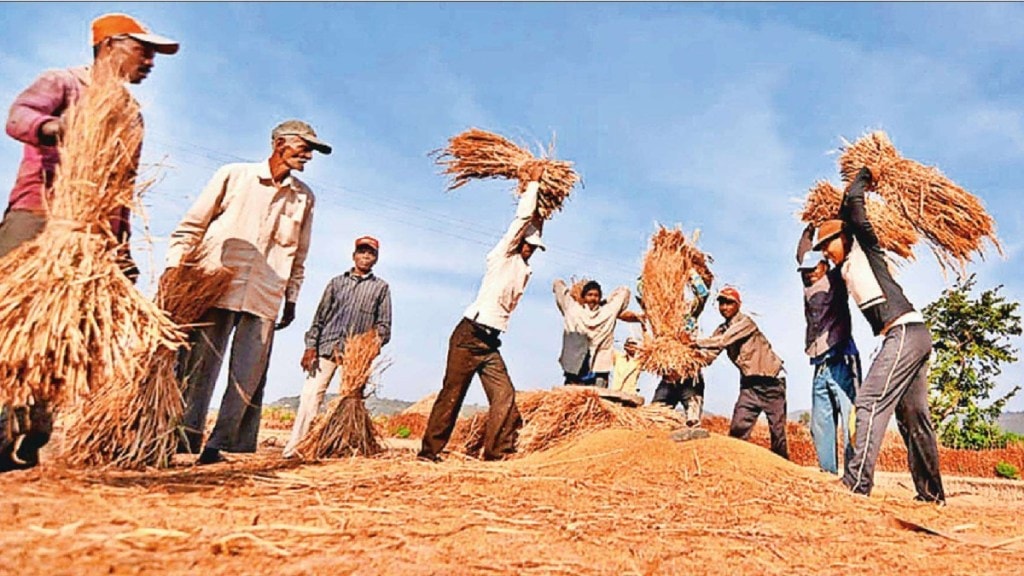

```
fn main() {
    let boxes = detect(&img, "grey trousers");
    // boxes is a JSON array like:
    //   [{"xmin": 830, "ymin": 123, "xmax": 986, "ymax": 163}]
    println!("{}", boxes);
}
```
[
  {"xmin": 179, "ymin": 308, "xmax": 275, "ymax": 453},
  {"xmin": 842, "ymin": 323, "xmax": 945, "ymax": 501},
  {"xmin": 730, "ymin": 376, "xmax": 789, "ymax": 459}
]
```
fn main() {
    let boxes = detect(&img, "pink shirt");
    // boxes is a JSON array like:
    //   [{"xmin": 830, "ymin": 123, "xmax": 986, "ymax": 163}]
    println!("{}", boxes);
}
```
[{"xmin": 5, "ymin": 66, "xmax": 130, "ymax": 238}]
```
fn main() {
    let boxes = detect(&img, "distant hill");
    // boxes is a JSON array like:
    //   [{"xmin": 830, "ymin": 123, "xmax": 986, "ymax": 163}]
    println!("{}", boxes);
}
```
[
  {"xmin": 270, "ymin": 395, "xmax": 486, "ymax": 417},
  {"xmin": 998, "ymin": 411, "xmax": 1024, "ymax": 435}
]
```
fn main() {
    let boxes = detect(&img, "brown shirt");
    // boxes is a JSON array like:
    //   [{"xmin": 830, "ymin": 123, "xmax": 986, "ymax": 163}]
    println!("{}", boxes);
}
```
[{"xmin": 697, "ymin": 312, "xmax": 783, "ymax": 379}]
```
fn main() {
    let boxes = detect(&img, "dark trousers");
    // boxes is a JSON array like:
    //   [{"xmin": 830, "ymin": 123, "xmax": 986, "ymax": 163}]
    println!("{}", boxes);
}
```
[
  {"xmin": 420, "ymin": 318, "xmax": 522, "ymax": 460},
  {"xmin": 653, "ymin": 373, "xmax": 705, "ymax": 425},
  {"xmin": 730, "ymin": 375, "xmax": 789, "ymax": 459},
  {"xmin": 843, "ymin": 323, "xmax": 944, "ymax": 501},
  {"xmin": 178, "ymin": 308, "xmax": 274, "ymax": 453}
]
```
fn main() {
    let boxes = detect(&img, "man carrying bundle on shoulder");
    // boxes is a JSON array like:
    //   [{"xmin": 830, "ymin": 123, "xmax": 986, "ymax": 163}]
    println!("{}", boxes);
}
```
[
  {"xmin": 812, "ymin": 167, "xmax": 944, "ymax": 503},
  {"xmin": 0, "ymin": 13, "xmax": 179, "ymax": 473},
  {"xmin": 553, "ymin": 279, "xmax": 642, "ymax": 388},
  {"xmin": 696, "ymin": 287, "xmax": 789, "ymax": 459},
  {"xmin": 283, "ymin": 235, "xmax": 392, "ymax": 458},
  {"xmin": 796, "ymin": 225, "xmax": 859, "ymax": 476},
  {"xmin": 418, "ymin": 163, "xmax": 547, "ymax": 463},
  {"xmin": 168, "ymin": 120, "xmax": 330, "ymax": 465}
]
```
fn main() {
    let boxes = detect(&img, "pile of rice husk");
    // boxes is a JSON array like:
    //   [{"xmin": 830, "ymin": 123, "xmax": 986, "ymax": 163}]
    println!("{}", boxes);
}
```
[
  {"xmin": 432, "ymin": 128, "xmax": 581, "ymax": 220},
  {"xmin": 801, "ymin": 180, "xmax": 919, "ymax": 260},
  {"xmin": 837, "ymin": 131, "xmax": 1002, "ymax": 272},
  {"xmin": 0, "ymin": 62, "xmax": 182, "ymax": 413},
  {"xmin": 62, "ymin": 248, "xmax": 234, "ymax": 469},
  {"xmin": 293, "ymin": 331, "xmax": 385, "ymax": 459},
  {"xmin": 635, "ymin": 225, "xmax": 713, "ymax": 378},
  {"xmin": 449, "ymin": 387, "xmax": 687, "ymax": 457}
]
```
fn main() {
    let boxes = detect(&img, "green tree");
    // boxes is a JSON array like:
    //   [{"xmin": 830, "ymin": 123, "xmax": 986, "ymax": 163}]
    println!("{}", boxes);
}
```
[{"xmin": 923, "ymin": 274, "xmax": 1022, "ymax": 449}]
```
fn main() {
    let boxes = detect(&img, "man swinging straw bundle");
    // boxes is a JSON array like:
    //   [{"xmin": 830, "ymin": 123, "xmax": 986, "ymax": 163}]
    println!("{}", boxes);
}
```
[
  {"xmin": 635, "ymin": 225, "xmax": 714, "ymax": 380},
  {"xmin": 293, "ymin": 331, "xmax": 385, "ymax": 459},
  {"xmin": 0, "ymin": 64, "xmax": 181, "ymax": 421}
]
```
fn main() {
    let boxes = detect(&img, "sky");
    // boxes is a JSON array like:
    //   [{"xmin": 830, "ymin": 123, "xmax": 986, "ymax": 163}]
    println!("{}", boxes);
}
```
[{"xmin": 1, "ymin": 3, "xmax": 1022, "ymax": 417}]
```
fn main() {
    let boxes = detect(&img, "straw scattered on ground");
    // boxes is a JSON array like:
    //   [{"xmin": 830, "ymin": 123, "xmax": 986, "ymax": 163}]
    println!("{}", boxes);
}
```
[
  {"xmin": 837, "ymin": 131, "xmax": 1002, "ymax": 272},
  {"xmin": 432, "ymin": 128, "xmax": 581, "ymax": 220}
]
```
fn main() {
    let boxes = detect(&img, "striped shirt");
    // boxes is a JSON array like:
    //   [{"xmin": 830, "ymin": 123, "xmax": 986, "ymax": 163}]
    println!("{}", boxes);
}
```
[{"xmin": 304, "ymin": 270, "xmax": 392, "ymax": 357}]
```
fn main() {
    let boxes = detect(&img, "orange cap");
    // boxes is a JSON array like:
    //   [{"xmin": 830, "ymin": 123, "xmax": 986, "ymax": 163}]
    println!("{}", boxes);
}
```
[
  {"xmin": 717, "ymin": 286, "xmax": 742, "ymax": 304},
  {"xmin": 355, "ymin": 236, "xmax": 380, "ymax": 252},
  {"xmin": 91, "ymin": 13, "xmax": 179, "ymax": 54}
]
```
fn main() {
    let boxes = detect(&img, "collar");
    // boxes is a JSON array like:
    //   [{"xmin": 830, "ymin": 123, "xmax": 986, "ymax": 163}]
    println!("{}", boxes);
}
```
[
  {"xmin": 256, "ymin": 160, "xmax": 295, "ymax": 190},
  {"xmin": 344, "ymin": 269, "xmax": 375, "ymax": 281}
]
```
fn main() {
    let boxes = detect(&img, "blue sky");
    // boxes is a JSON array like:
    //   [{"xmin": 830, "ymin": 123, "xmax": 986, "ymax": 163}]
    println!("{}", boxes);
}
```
[{"xmin": 1, "ymin": 3, "xmax": 1022, "ymax": 415}]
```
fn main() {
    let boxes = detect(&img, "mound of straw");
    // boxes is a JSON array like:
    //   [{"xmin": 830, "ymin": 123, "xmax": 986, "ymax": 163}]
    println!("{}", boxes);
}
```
[
  {"xmin": 0, "ymin": 63, "xmax": 182, "ymax": 413},
  {"xmin": 451, "ymin": 388, "xmax": 687, "ymax": 457},
  {"xmin": 569, "ymin": 276, "xmax": 593, "ymax": 304},
  {"xmin": 838, "ymin": 131, "xmax": 1002, "ymax": 272},
  {"xmin": 432, "ymin": 128, "xmax": 581, "ymax": 220},
  {"xmin": 635, "ymin": 226, "xmax": 713, "ymax": 378},
  {"xmin": 294, "ymin": 331, "xmax": 385, "ymax": 459},
  {"xmin": 63, "ymin": 248, "xmax": 234, "ymax": 469},
  {"xmin": 801, "ymin": 180, "xmax": 919, "ymax": 260}
]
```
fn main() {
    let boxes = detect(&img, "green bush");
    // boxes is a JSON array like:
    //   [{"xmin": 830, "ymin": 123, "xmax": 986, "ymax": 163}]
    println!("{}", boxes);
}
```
[
  {"xmin": 395, "ymin": 425, "xmax": 411, "ymax": 439},
  {"xmin": 995, "ymin": 461, "xmax": 1021, "ymax": 480}
]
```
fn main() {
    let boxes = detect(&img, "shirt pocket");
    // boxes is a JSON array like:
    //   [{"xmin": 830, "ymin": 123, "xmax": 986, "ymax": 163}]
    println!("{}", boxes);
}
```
[{"xmin": 275, "ymin": 215, "xmax": 302, "ymax": 247}]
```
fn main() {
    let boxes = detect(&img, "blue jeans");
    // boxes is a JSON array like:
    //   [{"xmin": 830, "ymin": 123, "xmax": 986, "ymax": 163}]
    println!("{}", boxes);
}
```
[{"xmin": 810, "ymin": 357, "xmax": 857, "ymax": 474}]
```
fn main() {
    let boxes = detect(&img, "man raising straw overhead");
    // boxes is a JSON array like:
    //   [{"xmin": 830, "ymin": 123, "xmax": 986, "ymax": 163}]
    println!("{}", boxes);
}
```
[
  {"xmin": 168, "ymin": 120, "xmax": 330, "ymax": 465},
  {"xmin": 0, "ymin": 12, "xmax": 178, "ymax": 473},
  {"xmin": 813, "ymin": 168, "xmax": 945, "ymax": 502},
  {"xmin": 418, "ymin": 163, "xmax": 547, "ymax": 463}
]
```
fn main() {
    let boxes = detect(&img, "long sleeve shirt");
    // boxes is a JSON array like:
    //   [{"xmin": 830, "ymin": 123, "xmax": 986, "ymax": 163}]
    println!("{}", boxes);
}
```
[
  {"xmin": 6, "ymin": 66, "xmax": 131, "ymax": 238},
  {"xmin": 166, "ymin": 161, "xmax": 315, "ymax": 320},
  {"xmin": 796, "ymin": 227, "xmax": 857, "ymax": 361},
  {"xmin": 839, "ymin": 168, "xmax": 919, "ymax": 335},
  {"xmin": 697, "ymin": 312, "xmax": 783, "ymax": 379},
  {"xmin": 304, "ymin": 270, "xmax": 392, "ymax": 358},
  {"xmin": 553, "ymin": 280, "xmax": 631, "ymax": 373},
  {"xmin": 462, "ymin": 181, "xmax": 539, "ymax": 332}
]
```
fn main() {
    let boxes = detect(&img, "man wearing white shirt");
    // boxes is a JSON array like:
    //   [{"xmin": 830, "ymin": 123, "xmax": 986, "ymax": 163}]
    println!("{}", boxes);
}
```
[{"xmin": 418, "ymin": 164, "xmax": 546, "ymax": 462}]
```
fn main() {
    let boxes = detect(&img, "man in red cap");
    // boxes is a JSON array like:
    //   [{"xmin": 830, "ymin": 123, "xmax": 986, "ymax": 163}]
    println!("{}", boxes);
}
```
[
  {"xmin": 696, "ymin": 287, "xmax": 789, "ymax": 458},
  {"xmin": 0, "ymin": 13, "xmax": 178, "ymax": 473},
  {"xmin": 168, "ymin": 119, "xmax": 330, "ymax": 465},
  {"xmin": 283, "ymin": 236, "xmax": 392, "ymax": 457}
]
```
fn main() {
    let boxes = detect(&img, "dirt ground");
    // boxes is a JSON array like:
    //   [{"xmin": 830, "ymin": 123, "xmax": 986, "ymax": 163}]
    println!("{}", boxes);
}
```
[{"xmin": 2, "ymin": 426, "xmax": 1023, "ymax": 576}]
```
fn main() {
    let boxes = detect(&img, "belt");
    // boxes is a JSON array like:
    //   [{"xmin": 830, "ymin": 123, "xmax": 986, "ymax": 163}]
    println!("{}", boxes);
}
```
[{"xmin": 466, "ymin": 314, "xmax": 501, "ymax": 338}]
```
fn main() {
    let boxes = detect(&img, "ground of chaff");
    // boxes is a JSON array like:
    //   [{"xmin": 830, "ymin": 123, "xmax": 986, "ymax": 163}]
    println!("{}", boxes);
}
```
[{"xmin": 2, "ymin": 429, "xmax": 1022, "ymax": 576}]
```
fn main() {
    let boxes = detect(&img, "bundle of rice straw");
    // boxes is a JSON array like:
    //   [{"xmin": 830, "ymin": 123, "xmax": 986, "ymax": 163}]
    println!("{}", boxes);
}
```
[
  {"xmin": 63, "ymin": 248, "xmax": 234, "ymax": 469},
  {"xmin": 432, "ymin": 128, "xmax": 581, "ymax": 220},
  {"xmin": 838, "ymin": 131, "xmax": 1002, "ymax": 272},
  {"xmin": 800, "ymin": 180, "xmax": 919, "ymax": 260},
  {"xmin": 0, "ymin": 63, "xmax": 182, "ymax": 413},
  {"xmin": 451, "ymin": 388, "xmax": 687, "ymax": 457},
  {"xmin": 635, "ymin": 225, "xmax": 713, "ymax": 379},
  {"xmin": 294, "ymin": 331, "xmax": 385, "ymax": 459}
]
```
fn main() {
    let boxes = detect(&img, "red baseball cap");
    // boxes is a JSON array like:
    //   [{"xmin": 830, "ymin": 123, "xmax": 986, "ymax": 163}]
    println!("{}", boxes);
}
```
[
  {"xmin": 355, "ymin": 236, "xmax": 379, "ymax": 251},
  {"xmin": 717, "ymin": 286, "xmax": 742, "ymax": 304},
  {"xmin": 91, "ymin": 13, "xmax": 179, "ymax": 55}
]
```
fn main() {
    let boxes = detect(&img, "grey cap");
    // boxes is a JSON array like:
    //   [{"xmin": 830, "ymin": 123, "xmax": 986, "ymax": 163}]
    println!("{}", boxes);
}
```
[
  {"xmin": 797, "ymin": 252, "xmax": 826, "ymax": 271},
  {"xmin": 271, "ymin": 120, "xmax": 332, "ymax": 155}
]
